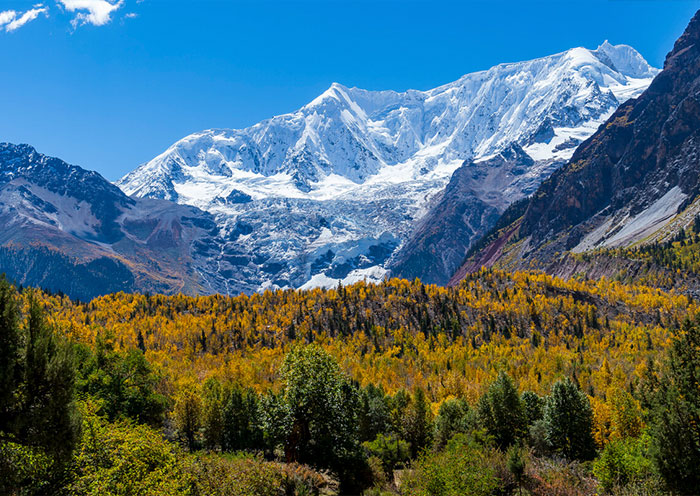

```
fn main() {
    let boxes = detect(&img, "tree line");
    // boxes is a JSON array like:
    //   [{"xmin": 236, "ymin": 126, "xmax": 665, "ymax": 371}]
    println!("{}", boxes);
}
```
[{"xmin": 1, "ymin": 273, "xmax": 700, "ymax": 494}]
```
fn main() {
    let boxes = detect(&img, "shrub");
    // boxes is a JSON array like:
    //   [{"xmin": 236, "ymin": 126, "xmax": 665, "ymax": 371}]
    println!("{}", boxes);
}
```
[
  {"xmin": 401, "ymin": 434, "xmax": 502, "ymax": 496},
  {"xmin": 69, "ymin": 402, "xmax": 193, "ymax": 495},
  {"xmin": 363, "ymin": 433, "xmax": 411, "ymax": 475},
  {"xmin": 186, "ymin": 453, "xmax": 339, "ymax": 496},
  {"xmin": 525, "ymin": 457, "xmax": 597, "ymax": 496},
  {"xmin": 593, "ymin": 434, "xmax": 654, "ymax": 493}
]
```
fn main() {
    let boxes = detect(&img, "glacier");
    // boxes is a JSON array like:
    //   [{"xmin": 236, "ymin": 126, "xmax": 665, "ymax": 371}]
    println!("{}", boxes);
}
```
[{"xmin": 118, "ymin": 41, "xmax": 659, "ymax": 293}]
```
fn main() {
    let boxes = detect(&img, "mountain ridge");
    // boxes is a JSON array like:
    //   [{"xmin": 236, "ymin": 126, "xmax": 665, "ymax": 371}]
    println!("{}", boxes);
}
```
[
  {"xmin": 117, "ymin": 42, "xmax": 658, "ymax": 292},
  {"xmin": 0, "ymin": 143, "xmax": 232, "ymax": 300},
  {"xmin": 451, "ymin": 10, "xmax": 700, "ymax": 285}
]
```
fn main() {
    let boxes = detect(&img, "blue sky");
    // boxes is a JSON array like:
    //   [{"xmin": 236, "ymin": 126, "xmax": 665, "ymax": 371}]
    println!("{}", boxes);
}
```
[{"xmin": 1, "ymin": 0, "xmax": 699, "ymax": 181}]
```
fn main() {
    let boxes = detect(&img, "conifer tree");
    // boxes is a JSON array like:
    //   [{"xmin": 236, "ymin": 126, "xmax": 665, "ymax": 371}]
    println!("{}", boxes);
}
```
[
  {"xmin": 648, "ymin": 319, "xmax": 700, "ymax": 494},
  {"xmin": 478, "ymin": 372, "xmax": 527, "ymax": 449},
  {"xmin": 543, "ymin": 377, "xmax": 596, "ymax": 460}
]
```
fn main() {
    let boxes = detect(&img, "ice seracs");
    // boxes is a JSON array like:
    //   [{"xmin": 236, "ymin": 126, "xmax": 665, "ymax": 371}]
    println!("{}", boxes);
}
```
[{"xmin": 118, "ymin": 42, "xmax": 659, "ymax": 294}]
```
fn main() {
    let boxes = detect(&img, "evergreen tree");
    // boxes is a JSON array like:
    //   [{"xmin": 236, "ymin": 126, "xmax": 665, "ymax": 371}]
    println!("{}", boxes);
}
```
[
  {"xmin": 0, "ymin": 276, "xmax": 21, "ymax": 433},
  {"xmin": 221, "ymin": 384, "xmax": 262, "ymax": 452},
  {"xmin": 434, "ymin": 397, "xmax": 471, "ymax": 449},
  {"xmin": 648, "ymin": 319, "xmax": 700, "ymax": 494},
  {"xmin": 0, "ymin": 286, "xmax": 80, "ymax": 492},
  {"xmin": 174, "ymin": 386, "xmax": 202, "ymax": 451},
  {"xmin": 404, "ymin": 386, "xmax": 433, "ymax": 457},
  {"xmin": 137, "ymin": 329, "xmax": 146, "ymax": 353},
  {"xmin": 358, "ymin": 384, "xmax": 391, "ymax": 442},
  {"xmin": 201, "ymin": 378, "xmax": 224, "ymax": 450},
  {"xmin": 477, "ymin": 372, "xmax": 527, "ymax": 449},
  {"xmin": 543, "ymin": 377, "xmax": 596, "ymax": 460},
  {"xmin": 521, "ymin": 390, "xmax": 544, "ymax": 425}
]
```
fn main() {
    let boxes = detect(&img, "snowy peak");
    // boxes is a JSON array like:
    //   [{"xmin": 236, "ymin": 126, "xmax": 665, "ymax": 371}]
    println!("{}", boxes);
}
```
[
  {"xmin": 119, "ymin": 42, "xmax": 658, "ymax": 207},
  {"xmin": 456, "ymin": 10, "xmax": 700, "ymax": 280},
  {"xmin": 115, "ymin": 42, "xmax": 659, "ymax": 294},
  {"xmin": 593, "ymin": 40, "xmax": 658, "ymax": 79}
]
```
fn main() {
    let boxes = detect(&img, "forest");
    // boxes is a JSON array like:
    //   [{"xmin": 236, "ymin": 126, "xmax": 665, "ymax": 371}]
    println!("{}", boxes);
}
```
[{"xmin": 1, "ymin": 267, "xmax": 699, "ymax": 495}]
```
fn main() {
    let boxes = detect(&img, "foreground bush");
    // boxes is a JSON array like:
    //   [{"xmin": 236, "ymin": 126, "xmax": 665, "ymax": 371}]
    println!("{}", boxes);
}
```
[
  {"xmin": 187, "ymin": 453, "xmax": 339, "ymax": 496},
  {"xmin": 400, "ymin": 434, "xmax": 502, "ymax": 496},
  {"xmin": 68, "ymin": 403, "xmax": 193, "ymax": 495},
  {"xmin": 592, "ymin": 434, "xmax": 655, "ymax": 493}
]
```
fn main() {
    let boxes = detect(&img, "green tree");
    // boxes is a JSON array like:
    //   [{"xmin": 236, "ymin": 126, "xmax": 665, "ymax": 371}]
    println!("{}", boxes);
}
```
[
  {"xmin": 543, "ymin": 377, "xmax": 596, "ymax": 461},
  {"xmin": 434, "ymin": 398, "xmax": 471, "ymax": 449},
  {"xmin": 75, "ymin": 336, "xmax": 168, "ymax": 426},
  {"xmin": 648, "ymin": 319, "xmax": 700, "ymax": 494},
  {"xmin": 259, "ymin": 391, "xmax": 290, "ymax": 456},
  {"xmin": 521, "ymin": 390, "xmax": 544, "ymax": 426},
  {"xmin": 174, "ymin": 386, "xmax": 203, "ymax": 451},
  {"xmin": 388, "ymin": 389, "xmax": 410, "ymax": 437},
  {"xmin": 278, "ymin": 345, "xmax": 366, "ymax": 491},
  {"xmin": 222, "ymin": 383, "xmax": 262, "ymax": 452},
  {"xmin": 0, "ymin": 287, "xmax": 80, "ymax": 493},
  {"xmin": 201, "ymin": 378, "xmax": 224, "ymax": 450},
  {"xmin": 358, "ymin": 384, "xmax": 391, "ymax": 442},
  {"xmin": 507, "ymin": 445, "xmax": 526, "ymax": 496},
  {"xmin": 477, "ymin": 372, "xmax": 526, "ymax": 449},
  {"xmin": 404, "ymin": 386, "xmax": 433, "ymax": 457},
  {"xmin": 0, "ymin": 276, "xmax": 21, "ymax": 431}
]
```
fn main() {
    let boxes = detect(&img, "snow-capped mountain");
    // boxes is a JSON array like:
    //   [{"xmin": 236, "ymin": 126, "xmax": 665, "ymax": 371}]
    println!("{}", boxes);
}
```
[{"xmin": 118, "ymin": 42, "xmax": 659, "ymax": 293}]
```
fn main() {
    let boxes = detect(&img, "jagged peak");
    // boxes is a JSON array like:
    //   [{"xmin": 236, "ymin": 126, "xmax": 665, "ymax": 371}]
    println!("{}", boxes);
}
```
[
  {"xmin": 306, "ymin": 82, "xmax": 355, "ymax": 108},
  {"xmin": 593, "ymin": 40, "xmax": 659, "ymax": 79}
]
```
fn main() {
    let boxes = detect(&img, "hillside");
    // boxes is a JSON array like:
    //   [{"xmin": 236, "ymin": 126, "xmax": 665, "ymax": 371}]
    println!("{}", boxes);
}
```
[{"xmin": 4, "ymin": 269, "xmax": 694, "ymax": 494}]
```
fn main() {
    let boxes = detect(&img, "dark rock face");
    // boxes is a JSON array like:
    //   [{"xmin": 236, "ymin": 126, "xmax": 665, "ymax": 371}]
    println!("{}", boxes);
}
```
[
  {"xmin": 454, "ymin": 9, "xmax": 700, "ymax": 279},
  {"xmin": 520, "ymin": 9, "xmax": 700, "ymax": 249},
  {"xmin": 0, "ymin": 143, "xmax": 231, "ymax": 299},
  {"xmin": 390, "ymin": 145, "xmax": 537, "ymax": 285},
  {"xmin": 0, "ymin": 143, "xmax": 133, "ymax": 243}
]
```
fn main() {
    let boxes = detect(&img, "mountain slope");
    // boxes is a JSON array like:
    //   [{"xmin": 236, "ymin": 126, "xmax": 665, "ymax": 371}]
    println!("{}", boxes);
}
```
[
  {"xmin": 388, "ymin": 144, "xmax": 561, "ymax": 285},
  {"xmin": 451, "ymin": 9, "xmax": 700, "ymax": 284},
  {"xmin": 118, "ymin": 43, "xmax": 658, "ymax": 292},
  {"xmin": 0, "ymin": 143, "xmax": 230, "ymax": 300}
]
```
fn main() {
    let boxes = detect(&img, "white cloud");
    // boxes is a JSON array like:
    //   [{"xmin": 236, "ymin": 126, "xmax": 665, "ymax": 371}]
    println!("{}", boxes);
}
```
[
  {"xmin": 6, "ymin": 6, "xmax": 48, "ymax": 31},
  {"xmin": 0, "ymin": 5, "xmax": 47, "ymax": 32},
  {"xmin": 0, "ymin": 10, "xmax": 18, "ymax": 27},
  {"xmin": 57, "ymin": 0, "xmax": 124, "ymax": 27}
]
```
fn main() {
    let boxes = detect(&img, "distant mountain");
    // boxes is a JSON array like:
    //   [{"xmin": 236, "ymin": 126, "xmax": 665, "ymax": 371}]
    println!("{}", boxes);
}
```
[
  {"xmin": 118, "ymin": 42, "xmax": 658, "ymax": 291},
  {"xmin": 451, "ymin": 10, "xmax": 700, "ymax": 284},
  {"xmin": 0, "ymin": 143, "xmax": 229, "ymax": 300}
]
